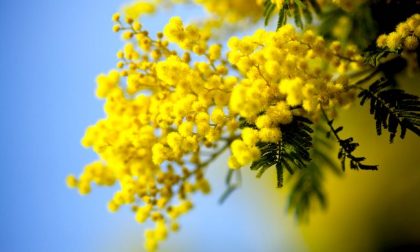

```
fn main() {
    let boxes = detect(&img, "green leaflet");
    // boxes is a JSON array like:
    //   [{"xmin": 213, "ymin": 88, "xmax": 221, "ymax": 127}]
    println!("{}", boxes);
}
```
[
  {"xmin": 250, "ymin": 116, "xmax": 313, "ymax": 187},
  {"xmin": 358, "ymin": 77, "xmax": 420, "ymax": 142},
  {"xmin": 322, "ymin": 109, "xmax": 378, "ymax": 171},
  {"xmin": 263, "ymin": 0, "xmax": 321, "ymax": 29}
]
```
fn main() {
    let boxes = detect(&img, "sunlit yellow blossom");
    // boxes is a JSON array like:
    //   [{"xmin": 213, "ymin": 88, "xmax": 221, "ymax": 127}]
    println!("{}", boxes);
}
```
[
  {"xmin": 194, "ymin": 0, "xmax": 263, "ymax": 22},
  {"xmin": 123, "ymin": 1, "xmax": 156, "ymax": 19},
  {"xmin": 69, "ymin": 8, "xmax": 368, "ymax": 251},
  {"xmin": 377, "ymin": 14, "xmax": 420, "ymax": 51}
]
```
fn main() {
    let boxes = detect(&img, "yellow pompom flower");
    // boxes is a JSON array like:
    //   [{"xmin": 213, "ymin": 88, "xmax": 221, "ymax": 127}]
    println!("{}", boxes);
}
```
[
  {"xmin": 65, "ymin": 175, "xmax": 78, "ymax": 188},
  {"xmin": 403, "ymin": 35, "xmax": 419, "ymax": 50},
  {"xmin": 386, "ymin": 32, "xmax": 402, "ymax": 50},
  {"xmin": 208, "ymin": 44, "xmax": 222, "ymax": 61},
  {"xmin": 376, "ymin": 14, "xmax": 420, "ymax": 52},
  {"xmin": 123, "ymin": 1, "xmax": 156, "ymax": 20},
  {"xmin": 259, "ymin": 128, "xmax": 281, "ymax": 143},
  {"xmin": 376, "ymin": 34, "xmax": 388, "ymax": 48},
  {"xmin": 112, "ymin": 12, "xmax": 120, "ymax": 22},
  {"xmin": 241, "ymin": 127, "xmax": 259, "ymax": 146}
]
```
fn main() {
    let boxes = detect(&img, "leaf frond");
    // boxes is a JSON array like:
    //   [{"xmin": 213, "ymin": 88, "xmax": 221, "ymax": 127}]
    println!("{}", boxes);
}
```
[
  {"xmin": 288, "ymin": 123, "xmax": 340, "ymax": 220},
  {"xmin": 321, "ymin": 109, "xmax": 378, "ymax": 171},
  {"xmin": 219, "ymin": 169, "xmax": 241, "ymax": 204},
  {"xmin": 358, "ymin": 77, "xmax": 420, "ymax": 142},
  {"xmin": 263, "ymin": 0, "xmax": 321, "ymax": 29},
  {"xmin": 251, "ymin": 116, "xmax": 313, "ymax": 187}
]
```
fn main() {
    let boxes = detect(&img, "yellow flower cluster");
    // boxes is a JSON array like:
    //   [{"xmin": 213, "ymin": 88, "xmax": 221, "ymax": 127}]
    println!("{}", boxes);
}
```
[
  {"xmin": 226, "ymin": 25, "xmax": 360, "ymax": 168},
  {"xmin": 124, "ymin": 0, "xmax": 264, "ymax": 23},
  {"xmin": 68, "ymin": 13, "xmax": 237, "ymax": 251},
  {"xmin": 68, "ymin": 8, "xmax": 363, "ymax": 251},
  {"xmin": 376, "ymin": 14, "xmax": 420, "ymax": 51},
  {"xmin": 194, "ymin": 0, "xmax": 263, "ymax": 22},
  {"xmin": 123, "ymin": 0, "xmax": 157, "ymax": 20},
  {"xmin": 66, "ymin": 161, "xmax": 116, "ymax": 195}
]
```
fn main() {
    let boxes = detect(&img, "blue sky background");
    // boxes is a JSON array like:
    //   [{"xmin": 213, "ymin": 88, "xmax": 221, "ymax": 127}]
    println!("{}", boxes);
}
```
[{"xmin": 0, "ymin": 1, "xmax": 305, "ymax": 251}]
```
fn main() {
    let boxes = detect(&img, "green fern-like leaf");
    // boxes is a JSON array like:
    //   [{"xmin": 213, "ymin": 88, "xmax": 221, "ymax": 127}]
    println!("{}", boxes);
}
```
[
  {"xmin": 322, "ymin": 109, "xmax": 378, "ymax": 171},
  {"xmin": 219, "ymin": 169, "xmax": 241, "ymax": 204},
  {"xmin": 363, "ymin": 46, "xmax": 401, "ymax": 66},
  {"xmin": 263, "ymin": 0, "xmax": 276, "ymax": 26},
  {"xmin": 250, "ymin": 116, "xmax": 313, "ymax": 187},
  {"xmin": 358, "ymin": 77, "xmax": 420, "ymax": 142},
  {"xmin": 288, "ymin": 123, "xmax": 340, "ymax": 219},
  {"xmin": 263, "ymin": 0, "xmax": 321, "ymax": 29}
]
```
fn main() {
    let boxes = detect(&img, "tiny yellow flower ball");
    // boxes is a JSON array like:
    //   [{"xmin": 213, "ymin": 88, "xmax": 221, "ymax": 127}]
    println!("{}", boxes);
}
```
[
  {"xmin": 122, "ymin": 31, "xmax": 134, "ymax": 40},
  {"xmin": 179, "ymin": 121, "xmax": 194, "ymax": 137},
  {"xmin": 144, "ymin": 239, "xmax": 157, "ymax": 252},
  {"xmin": 182, "ymin": 52, "xmax": 191, "ymax": 63},
  {"xmin": 228, "ymin": 156, "xmax": 242, "ymax": 169},
  {"xmin": 65, "ymin": 175, "xmax": 78, "ymax": 188},
  {"xmin": 198, "ymin": 178, "xmax": 211, "ymax": 194},
  {"xmin": 116, "ymin": 50, "xmax": 124, "ymax": 59},
  {"xmin": 125, "ymin": 17, "xmax": 134, "ymax": 24},
  {"xmin": 116, "ymin": 61, "xmax": 124, "ymax": 68},
  {"xmin": 407, "ymin": 15, "xmax": 420, "ymax": 30},
  {"xmin": 170, "ymin": 222, "xmax": 180, "ymax": 232},
  {"xmin": 155, "ymin": 223, "xmax": 168, "ymax": 241},
  {"xmin": 386, "ymin": 32, "xmax": 402, "ymax": 50},
  {"xmin": 180, "ymin": 200, "xmax": 194, "ymax": 212},
  {"xmin": 216, "ymin": 65, "xmax": 228, "ymax": 75},
  {"xmin": 78, "ymin": 182, "xmax": 91, "ymax": 195},
  {"xmin": 403, "ymin": 35, "xmax": 419, "ymax": 50},
  {"xmin": 107, "ymin": 201, "xmax": 119, "ymax": 213},
  {"xmin": 208, "ymin": 44, "xmax": 222, "ymax": 61},
  {"xmin": 264, "ymin": 60, "xmax": 281, "ymax": 78},
  {"xmin": 210, "ymin": 107, "xmax": 225, "ymax": 125},
  {"xmin": 111, "ymin": 12, "xmax": 120, "ymax": 22},
  {"xmin": 241, "ymin": 127, "xmax": 259, "ymax": 146},
  {"xmin": 415, "ymin": 26, "xmax": 420, "ymax": 37},
  {"xmin": 193, "ymin": 44, "xmax": 206, "ymax": 55},
  {"xmin": 132, "ymin": 21, "xmax": 142, "ymax": 32},
  {"xmin": 396, "ymin": 23, "xmax": 410, "ymax": 37},
  {"xmin": 259, "ymin": 128, "xmax": 281, "ymax": 143},
  {"xmin": 376, "ymin": 34, "xmax": 388, "ymax": 48},
  {"xmin": 121, "ymin": 70, "xmax": 128, "ymax": 77},
  {"xmin": 256, "ymin": 115, "xmax": 273, "ymax": 129},
  {"xmin": 135, "ymin": 209, "xmax": 149, "ymax": 223},
  {"xmin": 112, "ymin": 24, "xmax": 121, "ymax": 33}
]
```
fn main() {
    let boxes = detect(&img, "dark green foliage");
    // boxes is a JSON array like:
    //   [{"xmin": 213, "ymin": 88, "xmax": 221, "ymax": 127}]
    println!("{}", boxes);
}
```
[
  {"xmin": 363, "ymin": 46, "xmax": 408, "ymax": 71},
  {"xmin": 358, "ymin": 78, "xmax": 420, "ymax": 142},
  {"xmin": 318, "ymin": 4, "xmax": 377, "ymax": 49},
  {"xmin": 250, "ymin": 116, "xmax": 313, "ymax": 187},
  {"xmin": 360, "ymin": 56, "xmax": 407, "ymax": 92},
  {"xmin": 288, "ymin": 124, "xmax": 340, "ymax": 219},
  {"xmin": 363, "ymin": 47, "xmax": 394, "ymax": 66},
  {"xmin": 263, "ymin": 0, "xmax": 321, "ymax": 29},
  {"xmin": 263, "ymin": 0, "xmax": 277, "ymax": 26},
  {"xmin": 254, "ymin": 0, "xmax": 420, "ymax": 219},
  {"xmin": 322, "ymin": 109, "xmax": 378, "ymax": 171}
]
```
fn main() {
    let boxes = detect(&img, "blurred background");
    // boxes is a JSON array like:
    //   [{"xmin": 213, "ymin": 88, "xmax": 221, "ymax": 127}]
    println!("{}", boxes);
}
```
[{"xmin": 1, "ymin": 1, "xmax": 419, "ymax": 252}]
